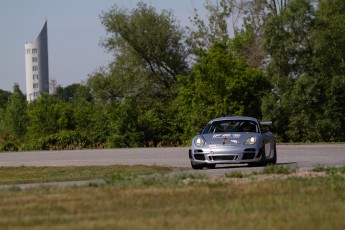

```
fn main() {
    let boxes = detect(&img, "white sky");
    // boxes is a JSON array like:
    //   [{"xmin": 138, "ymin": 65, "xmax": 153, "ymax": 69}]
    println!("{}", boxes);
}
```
[{"xmin": 0, "ymin": 0, "xmax": 211, "ymax": 93}]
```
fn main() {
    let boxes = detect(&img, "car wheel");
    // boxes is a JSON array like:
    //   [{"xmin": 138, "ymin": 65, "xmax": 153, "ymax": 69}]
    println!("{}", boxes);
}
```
[
  {"xmin": 191, "ymin": 161, "xmax": 204, "ymax": 170},
  {"xmin": 248, "ymin": 147, "xmax": 266, "ymax": 167},
  {"xmin": 268, "ymin": 144, "xmax": 277, "ymax": 165},
  {"xmin": 259, "ymin": 147, "xmax": 268, "ymax": 166}
]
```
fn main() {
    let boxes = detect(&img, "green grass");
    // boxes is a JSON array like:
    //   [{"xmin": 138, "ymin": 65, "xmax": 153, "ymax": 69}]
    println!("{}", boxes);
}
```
[
  {"xmin": 224, "ymin": 171, "xmax": 244, "ymax": 178},
  {"xmin": 225, "ymin": 164, "xmax": 298, "ymax": 178},
  {"xmin": 312, "ymin": 165, "xmax": 345, "ymax": 175},
  {"xmin": 0, "ymin": 165, "xmax": 172, "ymax": 185},
  {"xmin": 262, "ymin": 164, "xmax": 298, "ymax": 174},
  {"xmin": 0, "ymin": 165, "xmax": 344, "ymax": 229}
]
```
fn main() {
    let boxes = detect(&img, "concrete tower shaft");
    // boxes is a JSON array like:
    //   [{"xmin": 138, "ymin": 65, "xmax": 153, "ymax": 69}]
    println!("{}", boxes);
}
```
[{"xmin": 25, "ymin": 21, "xmax": 49, "ymax": 101}]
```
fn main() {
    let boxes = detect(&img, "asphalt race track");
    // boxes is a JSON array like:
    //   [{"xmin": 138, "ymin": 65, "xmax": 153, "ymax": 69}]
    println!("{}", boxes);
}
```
[{"xmin": 0, "ymin": 144, "xmax": 344, "ymax": 177}]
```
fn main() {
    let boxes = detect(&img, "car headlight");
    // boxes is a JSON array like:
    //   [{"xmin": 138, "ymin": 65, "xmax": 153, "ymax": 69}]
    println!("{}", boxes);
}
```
[
  {"xmin": 194, "ymin": 137, "xmax": 205, "ymax": 147},
  {"xmin": 245, "ymin": 136, "xmax": 257, "ymax": 145}
]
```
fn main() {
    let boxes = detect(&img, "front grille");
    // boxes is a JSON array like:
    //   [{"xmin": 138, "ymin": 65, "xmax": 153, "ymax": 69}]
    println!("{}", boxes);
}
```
[
  {"xmin": 242, "ymin": 148, "xmax": 256, "ymax": 160},
  {"xmin": 211, "ymin": 155, "xmax": 236, "ymax": 161},
  {"xmin": 242, "ymin": 152, "xmax": 255, "ymax": 160},
  {"xmin": 194, "ymin": 154, "xmax": 205, "ymax": 161},
  {"xmin": 244, "ymin": 148, "xmax": 256, "ymax": 152},
  {"xmin": 194, "ymin": 149, "xmax": 203, "ymax": 153}
]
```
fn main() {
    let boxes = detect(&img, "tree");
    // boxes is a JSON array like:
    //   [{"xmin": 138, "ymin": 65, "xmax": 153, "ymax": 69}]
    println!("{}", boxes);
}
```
[
  {"xmin": 26, "ymin": 94, "xmax": 74, "ymax": 138},
  {"xmin": 311, "ymin": 0, "xmax": 345, "ymax": 141},
  {"xmin": 99, "ymin": 2, "xmax": 189, "ymax": 101},
  {"xmin": 55, "ymin": 83, "xmax": 93, "ymax": 103},
  {"xmin": 263, "ymin": 0, "xmax": 314, "ymax": 78},
  {"xmin": 86, "ymin": 2, "xmax": 191, "ymax": 146},
  {"xmin": 313, "ymin": 0, "xmax": 345, "ymax": 74},
  {"xmin": 261, "ymin": 0, "xmax": 345, "ymax": 142},
  {"xmin": 261, "ymin": 0, "xmax": 316, "ymax": 141},
  {"xmin": 187, "ymin": 0, "xmax": 232, "ymax": 59},
  {"xmin": 188, "ymin": 0, "xmax": 292, "ymax": 68},
  {"xmin": 176, "ymin": 0, "xmax": 273, "ymax": 141},
  {"xmin": 87, "ymin": 68, "xmax": 124, "ymax": 104},
  {"xmin": 0, "ymin": 89, "xmax": 11, "ymax": 135},
  {"xmin": 106, "ymin": 97, "xmax": 144, "ymax": 147},
  {"xmin": 3, "ymin": 84, "xmax": 28, "ymax": 138},
  {"xmin": 49, "ymin": 78, "xmax": 61, "ymax": 95},
  {"xmin": 177, "ymin": 42, "xmax": 270, "ymax": 139},
  {"xmin": 0, "ymin": 89, "xmax": 11, "ymax": 110}
]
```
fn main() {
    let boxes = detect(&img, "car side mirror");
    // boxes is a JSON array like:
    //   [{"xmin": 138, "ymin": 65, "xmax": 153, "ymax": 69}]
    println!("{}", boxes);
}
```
[
  {"xmin": 262, "ymin": 128, "xmax": 268, "ymax": 133},
  {"xmin": 196, "ymin": 130, "xmax": 202, "ymax": 135}
]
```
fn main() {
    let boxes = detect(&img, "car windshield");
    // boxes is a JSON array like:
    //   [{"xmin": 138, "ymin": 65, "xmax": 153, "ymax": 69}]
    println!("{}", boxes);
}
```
[{"xmin": 202, "ymin": 120, "xmax": 259, "ymax": 134}]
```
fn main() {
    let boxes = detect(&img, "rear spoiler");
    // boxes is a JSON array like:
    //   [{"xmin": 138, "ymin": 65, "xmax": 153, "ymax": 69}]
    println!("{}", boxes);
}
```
[{"xmin": 260, "ymin": 121, "xmax": 272, "ymax": 125}]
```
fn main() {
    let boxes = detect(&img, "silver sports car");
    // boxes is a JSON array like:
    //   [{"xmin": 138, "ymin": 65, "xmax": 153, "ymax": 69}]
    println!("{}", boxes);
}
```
[{"xmin": 189, "ymin": 116, "xmax": 277, "ymax": 169}]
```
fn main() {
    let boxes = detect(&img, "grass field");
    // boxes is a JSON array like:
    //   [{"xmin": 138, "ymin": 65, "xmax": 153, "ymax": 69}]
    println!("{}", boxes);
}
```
[
  {"xmin": 0, "ymin": 165, "xmax": 344, "ymax": 229},
  {"xmin": 0, "ymin": 165, "xmax": 173, "ymax": 185}
]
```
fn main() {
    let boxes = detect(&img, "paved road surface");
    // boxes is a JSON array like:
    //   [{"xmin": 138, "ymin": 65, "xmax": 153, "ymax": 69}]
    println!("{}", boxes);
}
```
[{"xmin": 1, "ymin": 144, "xmax": 344, "ymax": 177}]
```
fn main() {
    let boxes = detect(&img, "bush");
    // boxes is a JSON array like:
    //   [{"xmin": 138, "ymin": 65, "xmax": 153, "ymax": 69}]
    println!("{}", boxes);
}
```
[
  {"xmin": 0, "ymin": 140, "xmax": 19, "ymax": 152},
  {"xmin": 22, "ymin": 130, "xmax": 94, "ymax": 150}
]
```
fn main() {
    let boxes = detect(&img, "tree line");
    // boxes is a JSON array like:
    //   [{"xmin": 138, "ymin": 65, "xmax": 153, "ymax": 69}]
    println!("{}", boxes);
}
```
[{"xmin": 1, "ymin": 0, "xmax": 344, "ymax": 151}]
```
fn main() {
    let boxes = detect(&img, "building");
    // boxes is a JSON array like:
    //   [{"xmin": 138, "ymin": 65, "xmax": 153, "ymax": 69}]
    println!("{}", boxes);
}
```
[{"xmin": 25, "ymin": 20, "xmax": 49, "ymax": 101}]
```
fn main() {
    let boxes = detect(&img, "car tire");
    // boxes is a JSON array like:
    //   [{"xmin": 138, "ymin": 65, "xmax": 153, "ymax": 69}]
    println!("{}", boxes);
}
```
[
  {"xmin": 248, "ymin": 147, "xmax": 266, "ymax": 167},
  {"xmin": 257, "ymin": 147, "xmax": 267, "ymax": 166},
  {"xmin": 268, "ymin": 144, "xmax": 277, "ymax": 165},
  {"xmin": 191, "ymin": 161, "xmax": 204, "ymax": 170}
]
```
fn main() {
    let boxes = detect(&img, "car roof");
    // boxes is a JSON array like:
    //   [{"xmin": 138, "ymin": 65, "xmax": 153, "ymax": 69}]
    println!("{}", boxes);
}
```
[{"xmin": 208, "ymin": 116, "xmax": 259, "ymax": 123}]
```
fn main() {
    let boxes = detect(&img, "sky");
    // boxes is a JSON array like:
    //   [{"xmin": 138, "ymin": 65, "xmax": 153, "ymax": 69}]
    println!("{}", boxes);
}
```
[{"xmin": 0, "ymin": 0, "xmax": 210, "ymax": 93}]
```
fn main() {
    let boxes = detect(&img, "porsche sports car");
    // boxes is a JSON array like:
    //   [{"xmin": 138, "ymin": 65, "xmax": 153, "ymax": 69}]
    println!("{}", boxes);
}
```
[{"xmin": 189, "ymin": 116, "xmax": 277, "ymax": 169}]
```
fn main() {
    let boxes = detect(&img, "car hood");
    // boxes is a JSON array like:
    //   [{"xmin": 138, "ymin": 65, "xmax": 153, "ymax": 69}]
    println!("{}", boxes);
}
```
[{"xmin": 200, "ymin": 133, "xmax": 259, "ymax": 145}]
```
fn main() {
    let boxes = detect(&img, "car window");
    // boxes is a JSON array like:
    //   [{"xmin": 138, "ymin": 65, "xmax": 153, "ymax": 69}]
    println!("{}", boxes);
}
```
[{"xmin": 202, "ymin": 120, "xmax": 259, "ymax": 134}]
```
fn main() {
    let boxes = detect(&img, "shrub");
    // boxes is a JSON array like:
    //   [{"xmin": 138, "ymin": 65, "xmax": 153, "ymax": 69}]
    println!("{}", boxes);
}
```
[
  {"xmin": 22, "ymin": 130, "xmax": 94, "ymax": 150},
  {"xmin": 0, "ymin": 140, "xmax": 19, "ymax": 152}
]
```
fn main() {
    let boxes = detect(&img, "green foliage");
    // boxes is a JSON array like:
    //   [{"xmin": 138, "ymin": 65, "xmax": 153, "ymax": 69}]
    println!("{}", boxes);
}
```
[
  {"xmin": 86, "ymin": 69, "xmax": 122, "ymax": 104},
  {"xmin": 105, "ymin": 97, "xmax": 144, "ymax": 148},
  {"xmin": 89, "ymin": 2, "xmax": 190, "ymax": 146},
  {"xmin": 0, "ymin": 140, "xmax": 18, "ymax": 152},
  {"xmin": 313, "ymin": 0, "xmax": 345, "ymax": 75},
  {"xmin": 263, "ymin": 164, "xmax": 298, "ymax": 174},
  {"xmin": 177, "ymin": 42, "xmax": 270, "ymax": 139},
  {"xmin": 3, "ymin": 84, "xmax": 28, "ymax": 139},
  {"xmin": 1, "ymin": 174, "xmax": 345, "ymax": 229},
  {"xmin": 312, "ymin": 165, "xmax": 345, "ymax": 175},
  {"xmin": 187, "ymin": 0, "xmax": 232, "ymax": 58},
  {"xmin": 55, "ymin": 83, "xmax": 92, "ymax": 103},
  {"xmin": 232, "ymin": 22, "xmax": 264, "ymax": 68},
  {"xmin": 22, "ymin": 130, "xmax": 93, "ymax": 151},
  {"xmin": 26, "ymin": 94, "xmax": 74, "ymax": 137},
  {"xmin": 0, "ymin": 89, "xmax": 11, "ymax": 109},
  {"xmin": 225, "ymin": 171, "xmax": 244, "ymax": 178},
  {"xmin": 100, "ymin": 1, "xmax": 188, "ymax": 96},
  {"xmin": 0, "ymin": 165, "xmax": 172, "ymax": 185},
  {"xmin": 261, "ymin": 0, "xmax": 345, "ymax": 142},
  {"xmin": 1, "ymin": 0, "xmax": 345, "ymax": 148}
]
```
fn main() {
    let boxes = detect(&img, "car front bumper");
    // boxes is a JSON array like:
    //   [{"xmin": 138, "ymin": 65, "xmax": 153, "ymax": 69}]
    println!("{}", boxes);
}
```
[{"xmin": 189, "ymin": 145, "xmax": 262, "ymax": 165}]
